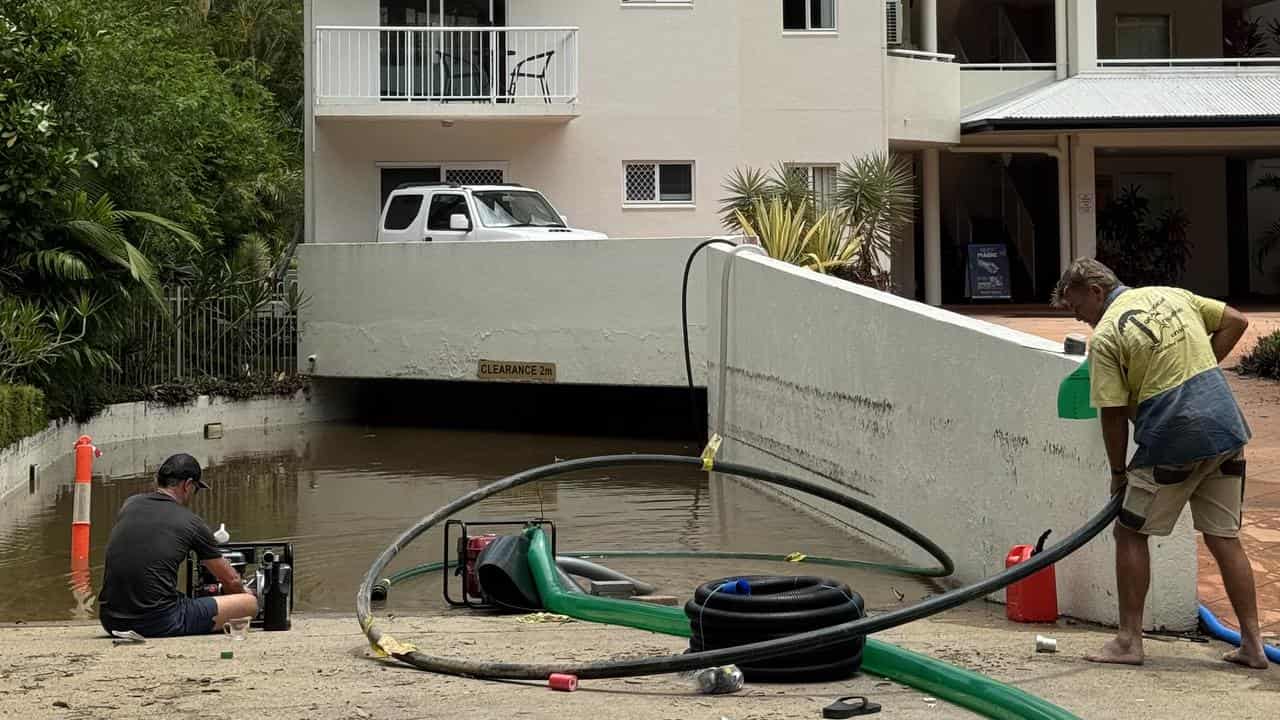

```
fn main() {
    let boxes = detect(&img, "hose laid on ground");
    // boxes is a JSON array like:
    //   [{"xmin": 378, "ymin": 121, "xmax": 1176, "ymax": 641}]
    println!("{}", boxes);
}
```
[
  {"xmin": 358, "ymin": 453, "xmax": 1117, "ymax": 685},
  {"xmin": 526, "ymin": 528, "xmax": 1082, "ymax": 720},
  {"xmin": 1198, "ymin": 603, "xmax": 1280, "ymax": 664},
  {"xmin": 685, "ymin": 575, "xmax": 867, "ymax": 682}
]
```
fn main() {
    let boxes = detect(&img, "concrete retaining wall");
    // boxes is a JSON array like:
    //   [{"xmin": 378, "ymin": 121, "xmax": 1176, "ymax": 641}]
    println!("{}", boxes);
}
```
[
  {"xmin": 705, "ymin": 247, "xmax": 1196, "ymax": 630},
  {"xmin": 298, "ymin": 237, "xmax": 711, "ymax": 387},
  {"xmin": 0, "ymin": 384, "xmax": 353, "ymax": 508}
]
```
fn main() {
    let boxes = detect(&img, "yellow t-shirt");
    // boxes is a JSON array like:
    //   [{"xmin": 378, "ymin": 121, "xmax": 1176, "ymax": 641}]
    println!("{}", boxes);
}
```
[{"xmin": 1089, "ymin": 286, "xmax": 1250, "ymax": 466}]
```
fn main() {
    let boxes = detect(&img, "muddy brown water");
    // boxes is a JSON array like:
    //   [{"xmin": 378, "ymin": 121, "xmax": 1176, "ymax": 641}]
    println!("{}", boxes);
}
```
[{"xmin": 0, "ymin": 423, "xmax": 938, "ymax": 623}]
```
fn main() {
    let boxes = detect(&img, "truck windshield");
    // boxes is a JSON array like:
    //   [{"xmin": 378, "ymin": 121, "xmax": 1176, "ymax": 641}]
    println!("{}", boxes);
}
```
[{"xmin": 472, "ymin": 191, "xmax": 565, "ymax": 228}]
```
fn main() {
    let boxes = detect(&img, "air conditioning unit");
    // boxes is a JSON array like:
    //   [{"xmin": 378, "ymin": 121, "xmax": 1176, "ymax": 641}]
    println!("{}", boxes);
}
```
[{"xmin": 886, "ymin": 0, "xmax": 904, "ymax": 46}]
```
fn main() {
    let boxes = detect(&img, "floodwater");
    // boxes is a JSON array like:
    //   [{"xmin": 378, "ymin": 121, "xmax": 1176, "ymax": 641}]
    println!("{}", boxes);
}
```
[{"xmin": 0, "ymin": 423, "xmax": 938, "ymax": 623}]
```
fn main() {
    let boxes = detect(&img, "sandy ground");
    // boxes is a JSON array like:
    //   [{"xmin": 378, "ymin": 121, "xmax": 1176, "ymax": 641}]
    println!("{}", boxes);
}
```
[{"xmin": 1, "ymin": 608, "xmax": 1275, "ymax": 720}]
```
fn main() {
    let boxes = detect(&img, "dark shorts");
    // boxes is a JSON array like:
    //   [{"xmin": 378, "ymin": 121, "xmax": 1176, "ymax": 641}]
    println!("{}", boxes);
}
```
[{"xmin": 102, "ymin": 596, "xmax": 219, "ymax": 638}]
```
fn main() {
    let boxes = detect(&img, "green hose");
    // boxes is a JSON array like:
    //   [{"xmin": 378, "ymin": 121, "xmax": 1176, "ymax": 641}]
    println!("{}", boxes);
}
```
[{"xmin": 525, "ymin": 528, "xmax": 1079, "ymax": 720}]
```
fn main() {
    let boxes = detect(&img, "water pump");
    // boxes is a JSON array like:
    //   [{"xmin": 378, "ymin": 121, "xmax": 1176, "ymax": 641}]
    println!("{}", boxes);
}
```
[{"xmin": 186, "ymin": 541, "xmax": 295, "ymax": 631}]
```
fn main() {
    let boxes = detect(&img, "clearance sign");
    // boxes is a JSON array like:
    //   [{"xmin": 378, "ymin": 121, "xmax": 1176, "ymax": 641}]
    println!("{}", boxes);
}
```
[{"xmin": 477, "ymin": 359, "xmax": 557, "ymax": 383}]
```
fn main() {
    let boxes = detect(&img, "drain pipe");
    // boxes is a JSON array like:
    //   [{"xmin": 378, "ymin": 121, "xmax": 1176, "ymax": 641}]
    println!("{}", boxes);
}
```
[{"xmin": 715, "ymin": 244, "xmax": 767, "ymax": 436}]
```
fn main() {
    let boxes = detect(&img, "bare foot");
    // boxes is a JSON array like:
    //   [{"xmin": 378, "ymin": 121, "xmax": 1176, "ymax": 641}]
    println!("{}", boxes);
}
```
[
  {"xmin": 1085, "ymin": 637, "xmax": 1144, "ymax": 665},
  {"xmin": 1224, "ymin": 647, "xmax": 1270, "ymax": 670}
]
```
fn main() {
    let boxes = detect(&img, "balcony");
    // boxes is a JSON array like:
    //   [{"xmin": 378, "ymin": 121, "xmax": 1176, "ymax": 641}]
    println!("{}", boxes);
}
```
[
  {"xmin": 885, "ymin": 50, "xmax": 961, "ymax": 144},
  {"xmin": 314, "ymin": 26, "xmax": 579, "ymax": 121}
]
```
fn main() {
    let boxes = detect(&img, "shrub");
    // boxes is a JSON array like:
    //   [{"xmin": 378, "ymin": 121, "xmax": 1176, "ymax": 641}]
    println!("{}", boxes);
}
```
[
  {"xmin": 0, "ymin": 384, "xmax": 48, "ymax": 450},
  {"xmin": 1238, "ymin": 331, "xmax": 1280, "ymax": 380}
]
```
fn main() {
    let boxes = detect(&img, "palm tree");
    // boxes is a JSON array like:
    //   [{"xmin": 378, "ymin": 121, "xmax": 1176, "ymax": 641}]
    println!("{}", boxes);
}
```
[{"xmin": 719, "ymin": 152, "xmax": 915, "ymax": 290}]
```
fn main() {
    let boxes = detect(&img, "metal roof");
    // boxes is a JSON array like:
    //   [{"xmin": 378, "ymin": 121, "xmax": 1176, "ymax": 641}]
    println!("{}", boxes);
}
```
[{"xmin": 962, "ymin": 69, "xmax": 1280, "ymax": 133}]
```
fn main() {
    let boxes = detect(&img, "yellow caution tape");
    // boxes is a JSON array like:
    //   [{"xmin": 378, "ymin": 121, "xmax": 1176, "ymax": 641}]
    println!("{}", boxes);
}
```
[
  {"xmin": 376, "ymin": 634, "xmax": 418, "ymax": 657},
  {"xmin": 516, "ymin": 612, "xmax": 574, "ymax": 625},
  {"xmin": 700, "ymin": 434, "xmax": 722, "ymax": 471},
  {"xmin": 785, "ymin": 552, "xmax": 807, "ymax": 563}
]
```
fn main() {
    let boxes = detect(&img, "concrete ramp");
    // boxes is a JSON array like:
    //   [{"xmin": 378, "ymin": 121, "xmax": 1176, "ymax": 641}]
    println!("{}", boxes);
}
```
[{"xmin": 706, "ymin": 247, "xmax": 1196, "ymax": 629}]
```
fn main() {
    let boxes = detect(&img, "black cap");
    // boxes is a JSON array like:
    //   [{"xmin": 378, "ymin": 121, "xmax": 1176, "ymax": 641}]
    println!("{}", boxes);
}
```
[{"xmin": 157, "ymin": 453, "xmax": 209, "ymax": 489}]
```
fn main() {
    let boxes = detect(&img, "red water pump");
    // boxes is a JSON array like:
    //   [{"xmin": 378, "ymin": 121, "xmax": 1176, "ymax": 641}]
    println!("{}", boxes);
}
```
[
  {"xmin": 443, "ymin": 519, "xmax": 556, "ymax": 609},
  {"xmin": 1005, "ymin": 529, "xmax": 1058, "ymax": 623}
]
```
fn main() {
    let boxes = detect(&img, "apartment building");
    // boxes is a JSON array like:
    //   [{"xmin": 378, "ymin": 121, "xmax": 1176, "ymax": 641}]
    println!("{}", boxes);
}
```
[{"xmin": 304, "ymin": 0, "xmax": 1280, "ymax": 304}]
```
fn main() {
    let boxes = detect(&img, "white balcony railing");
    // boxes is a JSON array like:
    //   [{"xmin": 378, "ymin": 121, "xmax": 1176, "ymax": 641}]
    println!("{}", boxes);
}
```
[
  {"xmin": 886, "ymin": 48, "xmax": 956, "ymax": 63},
  {"xmin": 959, "ymin": 63, "xmax": 1056, "ymax": 71},
  {"xmin": 315, "ymin": 26, "xmax": 578, "ymax": 104},
  {"xmin": 1097, "ymin": 57, "xmax": 1280, "ymax": 69}
]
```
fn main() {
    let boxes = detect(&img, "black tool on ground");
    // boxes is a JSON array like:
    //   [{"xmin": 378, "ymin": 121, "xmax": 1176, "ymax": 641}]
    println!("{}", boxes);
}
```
[
  {"xmin": 186, "ymin": 541, "xmax": 294, "ymax": 631},
  {"xmin": 685, "ymin": 575, "xmax": 866, "ymax": 682},
  {"xmin": 823, "ymin": 696, "xmax": 881, "ymax": 718},
  {"xmin": 443, "ymin": 519, "xmax": 555, "ymax": 609}
]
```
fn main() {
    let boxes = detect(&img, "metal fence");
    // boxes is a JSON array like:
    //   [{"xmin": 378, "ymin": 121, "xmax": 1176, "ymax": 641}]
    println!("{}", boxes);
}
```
[{"xmin": 109, "ymin": 280, "xmax": 301, "ymax": 388}]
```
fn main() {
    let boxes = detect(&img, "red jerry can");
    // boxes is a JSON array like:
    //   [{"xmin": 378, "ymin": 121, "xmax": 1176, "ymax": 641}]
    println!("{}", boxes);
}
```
[{"xmin": 1005, "ymin": 529, "xmax": 1059, "ymax": 623}]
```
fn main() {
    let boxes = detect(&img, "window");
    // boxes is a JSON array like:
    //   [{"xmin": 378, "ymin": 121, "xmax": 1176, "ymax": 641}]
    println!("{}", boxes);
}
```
[
  {"xmin": 783, "ymin": 0, "xmax": 836, "ymax": 31},
  {"xmin": 383, "ymin": 195, "xmax": 424, "ymax": 230},
  {"xmin": 427, "ymin": 193, "xmax": 470, "ymax": 231},
  {"xmin": 786, "ymin": 164, "xmax": 839, "ymax": 210},
  {"xmin": 1115, "ymin": 15, "xmax": 1171, "ymax": 58},
  {"xmin": 625, "ymin": 162, "xmax": 694, "ymax": 204},
  {"xmin": 473, "ymin": 190, "xmax": 565, "ymax": 228}
]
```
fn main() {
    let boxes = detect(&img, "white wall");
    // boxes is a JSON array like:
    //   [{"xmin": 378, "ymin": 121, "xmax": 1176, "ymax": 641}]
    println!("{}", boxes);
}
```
[
  {"xmin": 705, "ymin": 247, "xmax": 1197, "ymax": 629},
  {"xmin": 886, "ymin": 56, "xmax": 961, "ymax": 144},
  {"xmin": 297, "ymin": 237, "xmax": 710, "ymax": 386},
  {"xmin": 0, "ymin": 388, "xmax": 353, "ymax": 508},
  {"xmin": 308, "ymin": 0, "xmax": 888, "ymax": 243},
  {"xmin": 960, "ymin": 69, "xmax": 1056, "ymax": 112}
]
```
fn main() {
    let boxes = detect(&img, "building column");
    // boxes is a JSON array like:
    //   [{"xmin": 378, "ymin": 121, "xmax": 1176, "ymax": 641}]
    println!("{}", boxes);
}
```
[
  {"xmin": 923, "ymin": 149, "xmax": 942, "ymax": 306},
  {"xmin": 1055, "ymin": 0, "xmax": 1068, "ymax": 80},
  {"xmin": 1057, "ymin": 135, "xmax": 1072, "ymax": 274},
  {"xmin": 921, "ymin": 0, "xmax": 938, "ymax": 53},
  {"xmin": 1069, "ymin": 136, "xmax": 1096, "ymax": 260},
  {"xmin": 1068, "ymin": 0, "xmax": 1098, "ymax": 75}
]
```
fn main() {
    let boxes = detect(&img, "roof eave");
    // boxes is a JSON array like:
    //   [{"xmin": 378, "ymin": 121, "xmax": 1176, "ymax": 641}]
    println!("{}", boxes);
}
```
[{"xmin": 961, "ymin": 115, "xmax": 1280, "ymax": 134}]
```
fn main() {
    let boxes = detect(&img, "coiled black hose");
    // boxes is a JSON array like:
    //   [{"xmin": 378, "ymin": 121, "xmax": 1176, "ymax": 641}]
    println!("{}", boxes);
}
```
[
  {"xmin": 357, "ymin": 454, "xmax": 1121, "ymax": 680},
  {"xmin": 686, "ymin": 575, "xmax": 866, "ymax": 682}
]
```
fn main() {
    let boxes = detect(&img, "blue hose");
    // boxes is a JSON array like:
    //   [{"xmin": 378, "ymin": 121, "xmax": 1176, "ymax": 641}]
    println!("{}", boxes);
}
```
[{"xmin": 1197, "ymin": 604, "xmax": 1280, "ymax": 664}]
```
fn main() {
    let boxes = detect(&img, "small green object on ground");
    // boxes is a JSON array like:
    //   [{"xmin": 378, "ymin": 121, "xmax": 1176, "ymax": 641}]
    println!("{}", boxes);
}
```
[{"xmin": 220, "ymin": 650, "xmax": 233, "ymax": 659}]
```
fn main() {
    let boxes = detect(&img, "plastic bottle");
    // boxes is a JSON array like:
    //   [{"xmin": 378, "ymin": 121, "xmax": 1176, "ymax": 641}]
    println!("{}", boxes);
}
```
[
  {"xmin": 685, "ymin": 665, "xmax": 744, "ymax": 694},
  {"xmin": 214, "ymin": 523, "xmax": 230, "ymax": 544}
]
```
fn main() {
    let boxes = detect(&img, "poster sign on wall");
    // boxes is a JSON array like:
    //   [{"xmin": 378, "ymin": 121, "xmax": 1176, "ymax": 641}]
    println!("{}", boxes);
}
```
[{"xmin": 966, "ymin": 244, "xmax": 1012, "ymax": 300}]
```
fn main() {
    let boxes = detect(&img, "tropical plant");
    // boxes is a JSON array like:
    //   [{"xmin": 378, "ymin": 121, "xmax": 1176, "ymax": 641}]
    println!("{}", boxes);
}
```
[
  {"xmin": 1224, "ymin": 15, "xmax": 1270, "ymax": 58},
  {"xmin": 834, "ymin": 153, "xmax": 915, "ymax": 285},
  {"xmin": 1096, "ymin": 185, "xmax": 1192, "ymax": 288},
  {"xmin": 720, "ymin": 152, "xmax": 915, "ymax": 290},
  {"xmin": 1238, "ymin": 330, "xmax": 1280, "ymax": 380},
  {"xmin": 1254, "ymin": 174, "xmax": 1280, "ymax": 280}
]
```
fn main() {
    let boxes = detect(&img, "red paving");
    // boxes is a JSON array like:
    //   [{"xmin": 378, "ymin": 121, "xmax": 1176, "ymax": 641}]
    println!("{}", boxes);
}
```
[{"xmin": 957, "ymin": 305, "xmax": 1280, "ymax": 638}]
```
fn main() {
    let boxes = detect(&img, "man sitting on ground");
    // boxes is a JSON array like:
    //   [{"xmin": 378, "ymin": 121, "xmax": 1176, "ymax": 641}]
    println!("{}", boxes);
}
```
[
  {"xmin": 98, "ymin": 453, "xmax": 257, "ymax": 637},
  {"xmin": 1053, "ymin": 258, "xmax": 1268, "ymax": 669}
]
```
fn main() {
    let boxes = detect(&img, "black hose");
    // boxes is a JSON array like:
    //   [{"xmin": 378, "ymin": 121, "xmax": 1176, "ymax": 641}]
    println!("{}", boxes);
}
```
[
  {"xmin": 358, "ymin": 454, "xmax": 1120, "ymax": 680},
  {"xmin": 681, "ymin": 238, "xmax": 739, "ymax": 438},
  {"xmin": 686, "ymin": 575, "xmax": 866, "ymax": 682}
]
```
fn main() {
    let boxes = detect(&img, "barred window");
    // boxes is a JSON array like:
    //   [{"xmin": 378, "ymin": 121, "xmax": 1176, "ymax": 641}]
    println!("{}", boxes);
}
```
[{"xmin": 624, "ymin": 162, "xmax": 694, "ymax": 204}]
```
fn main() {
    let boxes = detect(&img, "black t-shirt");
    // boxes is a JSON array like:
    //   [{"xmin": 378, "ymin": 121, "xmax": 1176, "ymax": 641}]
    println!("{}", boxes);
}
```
[{"xmin": 98, "ymin": 492, "xmax": 222, "ymax": 624}]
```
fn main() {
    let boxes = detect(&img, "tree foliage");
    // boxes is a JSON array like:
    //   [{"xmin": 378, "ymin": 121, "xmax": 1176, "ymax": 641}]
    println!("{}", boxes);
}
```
[{"xmin": 0, "ymin": 0, "xmax": 303, "ymax": 423}]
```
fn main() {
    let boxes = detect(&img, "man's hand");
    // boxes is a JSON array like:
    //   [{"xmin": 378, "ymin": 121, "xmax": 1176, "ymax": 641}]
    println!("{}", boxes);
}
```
[
  {"xmin": 1212, "ymin": 305, "xmax": 1249, "ymax": 364},
  {"xmin": 1100, "ymin": 407, "xmax": 1130, "ymax": 484},
  {"xmin": 202, "ymin": 557, "xmax": 247, "ymax": 595}
]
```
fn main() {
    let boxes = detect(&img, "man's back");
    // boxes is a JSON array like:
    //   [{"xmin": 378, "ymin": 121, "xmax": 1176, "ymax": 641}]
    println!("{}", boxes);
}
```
[
  {"xmin": 98, "ymin": 492, "xmax": 221, "ymax": 624},
  {"xmin": 1089, "ymin": 286, "xmax": 1251, "ymax": 466}
]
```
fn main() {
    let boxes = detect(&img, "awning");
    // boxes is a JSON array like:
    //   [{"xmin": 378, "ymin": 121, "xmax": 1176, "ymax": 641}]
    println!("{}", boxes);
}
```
[{"xmin": 962, "ymin": 69, "xmax": 1280, "ymax": 133}]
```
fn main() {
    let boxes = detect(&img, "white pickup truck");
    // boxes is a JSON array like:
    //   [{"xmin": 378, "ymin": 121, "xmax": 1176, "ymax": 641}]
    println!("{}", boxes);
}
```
[{"xmin": 376, "ymin": 183, "xmax": 608, "ymax": 243}]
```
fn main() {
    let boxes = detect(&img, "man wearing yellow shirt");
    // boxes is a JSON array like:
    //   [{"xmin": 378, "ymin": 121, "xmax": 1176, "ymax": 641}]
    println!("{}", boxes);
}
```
[{"xmin": 1053, "ymin": 258, "xmax": 1267, "ymax": 669}]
